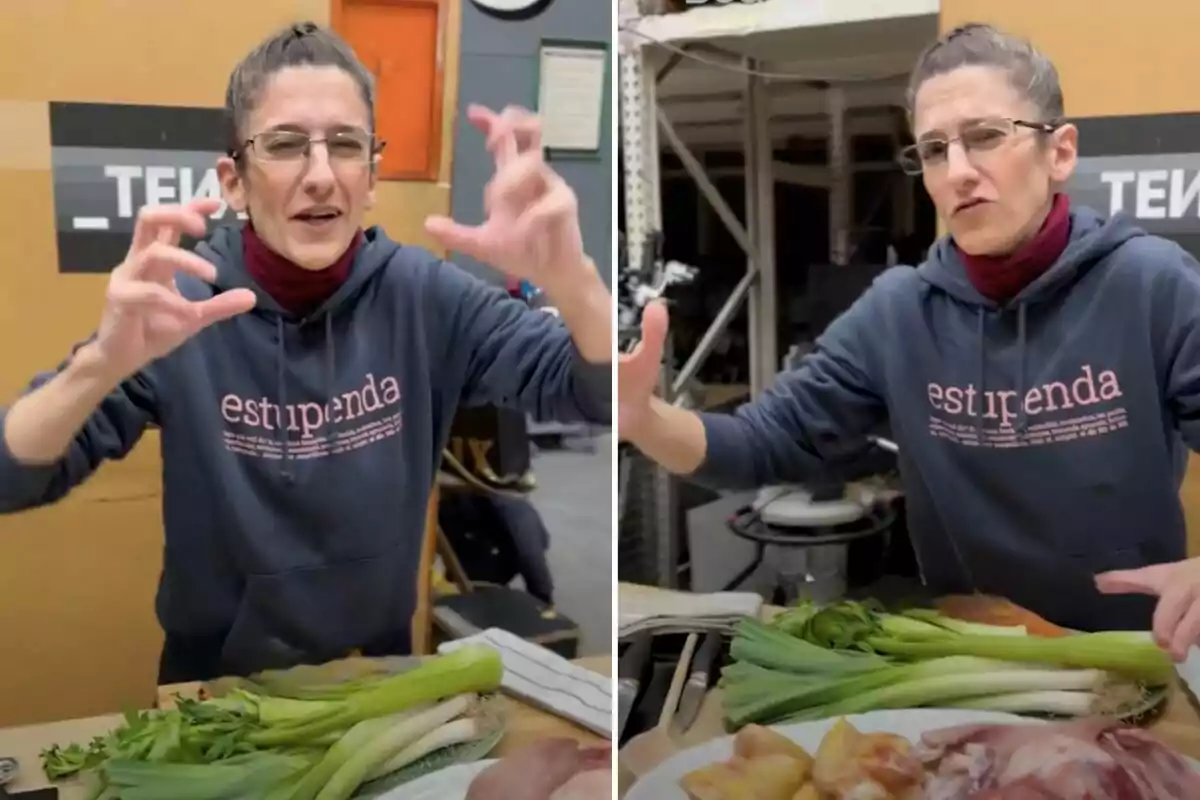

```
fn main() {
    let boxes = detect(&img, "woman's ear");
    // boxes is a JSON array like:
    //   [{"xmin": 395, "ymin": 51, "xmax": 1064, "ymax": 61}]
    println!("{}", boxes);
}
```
[
  {"xmin": 1048, "ymin": 122, "xmax": 1079, "ymax": 184},
  {"xmin": 216, "ymin": 156, "xmax": 248, "ymax": 213}
]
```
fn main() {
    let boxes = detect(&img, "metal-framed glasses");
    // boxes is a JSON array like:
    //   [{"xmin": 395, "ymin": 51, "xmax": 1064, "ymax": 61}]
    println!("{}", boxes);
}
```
[
  {"xmin": 897, "ymin": 118, "xmax": 1061, "ymax": 175},
  {"xmin": 237, "ymin": 129, "xmax": 385, "ymax": 164}
]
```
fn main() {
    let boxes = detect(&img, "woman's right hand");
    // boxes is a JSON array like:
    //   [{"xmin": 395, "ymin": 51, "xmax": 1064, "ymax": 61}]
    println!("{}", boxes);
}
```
[
  {"xmin": 618, "ymin": 300, "xmax": 668, "ymax": 441},
  {"xmin": 95, "ymin": 199, "xmax": 256, "ymax": 380}
]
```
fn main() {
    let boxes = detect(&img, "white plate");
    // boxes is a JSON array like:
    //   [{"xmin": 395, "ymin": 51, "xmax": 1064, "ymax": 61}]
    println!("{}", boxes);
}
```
[
  {"xmin": 375, "ymin": 759, "xmax": 495, "ymax": 800},
  {"xmin": 625, "ymin": 709, "xmax": 1034, "ymax": 800}
]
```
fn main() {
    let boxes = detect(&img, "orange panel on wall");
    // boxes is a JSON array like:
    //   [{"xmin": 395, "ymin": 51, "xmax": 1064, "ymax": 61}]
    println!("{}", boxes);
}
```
[{"xmin": 334, "ymin": 0, "xmax": 446, "ymax": 181}]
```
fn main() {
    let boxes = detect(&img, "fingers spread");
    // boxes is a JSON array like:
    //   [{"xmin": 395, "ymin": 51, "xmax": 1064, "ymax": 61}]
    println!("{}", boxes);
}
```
[
  {"xmin": 641, "ymin": 300, "xmax": 670, "ymax": 346},
  {"xmin": 1095, "ymin": 564, "xmax": 1173, "ymax": 596},
  {"xmin": 620, "ymin": 301, "xmax": 669, "ymax": 390},
  {"xmin": 1170, "ymin": 599, "xmax": 1200, "ymax": 662},
  {"xmin": 196, "ymin": 288, "xmax": 257, "ymax": 327},
  {"xmin": 489, "ymin": 153, "xmax": 551, "ymax": 210},
  {"xmin": 511, "ymin": 186, "xmax": 575, "ymax": 243},
  {"xmin": 424, "ymin": 215, "xmax": 488, "ymax": 259},
  {"xmin": 129, "ymin": 200, "xmax": 218, "ymax": 253},
  {"xmin": 108, "ymin": 280, "xmax": 197, "ymax": 318},
  {"xmin": 130, "ymin": 242, "xmax": 219, "ymax": 284},
  {"xmin": 484, "ymin": 106, "xmax": 540, "ymax": 167},
  {"xmin": 1152, "ymin": 580, "xmax": 1193, "ymax": 652}
]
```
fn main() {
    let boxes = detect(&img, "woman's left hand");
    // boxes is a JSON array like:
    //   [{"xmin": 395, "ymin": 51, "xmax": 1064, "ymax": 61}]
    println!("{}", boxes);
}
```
[
  {"xmin": 1096, "ymin": 559, "xmax": 1200, "ymax": 661},
  {"xmin": 424, "ymin": 104, "xmax": 588, "ymax": 289}
]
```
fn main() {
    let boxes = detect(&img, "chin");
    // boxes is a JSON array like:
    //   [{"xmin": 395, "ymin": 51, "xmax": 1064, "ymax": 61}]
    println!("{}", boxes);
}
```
[
  {"xmin": 951, "ymin": 228, "xmax": 1012, "ymax": 258},
  {"xmin": 289, "ymin": 241, "xmax": 352, "ymax": 271}
]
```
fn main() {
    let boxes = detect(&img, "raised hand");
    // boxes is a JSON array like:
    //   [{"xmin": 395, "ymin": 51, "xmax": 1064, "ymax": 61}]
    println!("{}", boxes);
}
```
[
  {"xmin": 424, "ymin": 104, "xmax": 588, "ymax": 287},
  {"xmin": 96, "ymin": 199, "xmax": 256, "ymax": 380},
  {"xmin": 1096, "ymin": 559, "xmax": 1200, "ymax": 661},
  {"xmin": 618, "ymin": 300, "xmax": 669, "ymax": 438}
]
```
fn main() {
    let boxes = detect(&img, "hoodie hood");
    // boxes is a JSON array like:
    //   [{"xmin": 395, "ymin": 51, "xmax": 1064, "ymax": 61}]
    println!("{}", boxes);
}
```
[
  {"xmin": 915, "ymin": 209, "xmax": 1148, "ymax": 436},
  {"xmin": 918, "ymin": 207, "xmax": 1147, "ymax": 308},
  {"xmin": 196, "ymin": 225, "xmax": 402, "ymax": 481},
  {"xmin": 200, "ymin": 225, "xmax": 400, "ymax": 320}
]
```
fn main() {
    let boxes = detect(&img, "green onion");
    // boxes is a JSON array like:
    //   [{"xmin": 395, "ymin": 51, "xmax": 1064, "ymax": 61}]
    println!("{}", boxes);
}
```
[
  {"xmin": 41, "ymin": 645, "xmax": 507, "ymax": 798},
  {"xmin": 247, "ymin": 644, "xmax": 502, "ymax": 747},
  {"xmin": 783, "ymin": 600, "xmax": 1172, "ymax": 684},
  {"xmin": 721, "ymin": 599, "xmax": 1169, "ymax": 730}
]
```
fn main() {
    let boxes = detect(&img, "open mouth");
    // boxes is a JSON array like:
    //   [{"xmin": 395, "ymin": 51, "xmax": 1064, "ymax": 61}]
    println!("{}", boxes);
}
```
[{"xmin": 292, "ymin": 208, "xmax": 343, "ymax": 225}]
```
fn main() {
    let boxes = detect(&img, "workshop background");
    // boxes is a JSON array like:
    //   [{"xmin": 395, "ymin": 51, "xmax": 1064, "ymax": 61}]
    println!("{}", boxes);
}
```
[{"xmin": 0, "ymin": 0, "xmax": 612, "ymax": 726}]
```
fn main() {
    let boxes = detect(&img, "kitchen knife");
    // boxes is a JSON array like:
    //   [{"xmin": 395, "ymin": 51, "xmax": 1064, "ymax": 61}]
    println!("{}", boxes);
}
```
[
  {"xmin": 616, "ymin": 632, "xmax": 653, "ymax": 740},
  {"xmin": 672, "ymin": 631, "xmax": 723, "ymax": 735}
]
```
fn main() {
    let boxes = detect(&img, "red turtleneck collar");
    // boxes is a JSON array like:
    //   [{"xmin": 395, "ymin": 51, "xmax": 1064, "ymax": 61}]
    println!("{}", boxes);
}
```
[
  {"xmin": 957, "ymin": 193, "xmax": 1072, "ymax": 304},
  {"xmin": 242, "ymin": 225, "xmax": 364, "ymax": 316}
]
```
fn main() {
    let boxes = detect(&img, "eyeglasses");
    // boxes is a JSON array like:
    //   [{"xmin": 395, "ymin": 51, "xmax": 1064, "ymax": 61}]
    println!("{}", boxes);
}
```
[
  {"xmin": 898, "ymin": 118, "xmax": 1060, "ymax": 175},
  {"xmin": 237, "ymin": 129, "xmax": 385, "ymax": 164}
]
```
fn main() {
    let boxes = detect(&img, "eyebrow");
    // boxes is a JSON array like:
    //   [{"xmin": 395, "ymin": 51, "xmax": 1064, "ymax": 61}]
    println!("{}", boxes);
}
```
[
  {"xmin": 261, "ymin": 123, "xmax": 369, "ymax": 135},
  {"xmin": 916, "ymin": 117, "xmax": 997, "ymax": 142}
]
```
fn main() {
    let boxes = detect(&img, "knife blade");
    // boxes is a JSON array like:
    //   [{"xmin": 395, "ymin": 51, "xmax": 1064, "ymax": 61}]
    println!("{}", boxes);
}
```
[
  {"xmin": 672, "ymin": 631, "xmax": 723, "ymax": 735},
  {"xmin": 616, "ymin": 632, "xmax": 653, "ymax": 739}
]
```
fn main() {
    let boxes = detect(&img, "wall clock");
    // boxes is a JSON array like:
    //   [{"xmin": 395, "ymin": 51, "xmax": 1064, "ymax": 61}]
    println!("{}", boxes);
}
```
[{"xmin": 469, "ymin": 0, "xmax": 555, "ymax": 21}]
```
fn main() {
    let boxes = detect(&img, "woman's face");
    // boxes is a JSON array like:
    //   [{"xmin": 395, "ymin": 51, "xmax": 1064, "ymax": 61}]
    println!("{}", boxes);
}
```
[
  {"xmin": 218, "ymin": 65, "xmax": 376, "ymax": 270},
  {"xmin": 912, "ymin": 65, "xmax": 1077, "ymax": 256}
]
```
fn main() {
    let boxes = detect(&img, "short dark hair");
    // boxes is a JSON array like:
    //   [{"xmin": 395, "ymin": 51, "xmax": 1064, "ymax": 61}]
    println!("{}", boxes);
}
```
[
  {"xmin": 224, "ymin": 21, "xmax": 375, "ymax": 154},
  {"xmin": 906, "ymin": 23, "xmax": 1064, "ymax": 123}
]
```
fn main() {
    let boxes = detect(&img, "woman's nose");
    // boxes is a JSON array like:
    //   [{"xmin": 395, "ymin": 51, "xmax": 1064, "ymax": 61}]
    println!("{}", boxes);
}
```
[
  {"xmin": 944, "ymin": 141, "xmax": 980, "ymax": 185},
  {"xmin": 301, "ymin": 143, "xmax": 337, "ymax": 185}
]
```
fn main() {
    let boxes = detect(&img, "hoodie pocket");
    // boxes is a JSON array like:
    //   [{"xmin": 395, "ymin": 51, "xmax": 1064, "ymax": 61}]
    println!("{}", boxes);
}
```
[{"xmin": 220, "ymin": 548, "xmax": 418, "ymax": 677}]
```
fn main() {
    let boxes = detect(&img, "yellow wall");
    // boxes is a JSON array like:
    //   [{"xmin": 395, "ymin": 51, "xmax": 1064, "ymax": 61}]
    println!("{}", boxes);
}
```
[
  {"xmin": 939, "ymin": 1, "xmax": 1200, "ymax": 556},
  {"xmin": 0, "ymin": 0, "xmax": 460, "ymax": 725}
]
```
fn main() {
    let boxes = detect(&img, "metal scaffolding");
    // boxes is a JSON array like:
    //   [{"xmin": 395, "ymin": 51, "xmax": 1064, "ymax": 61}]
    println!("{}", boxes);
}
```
[{"xmin": 618, "ymin": 4, "xmax": 896, "ymax": 587}]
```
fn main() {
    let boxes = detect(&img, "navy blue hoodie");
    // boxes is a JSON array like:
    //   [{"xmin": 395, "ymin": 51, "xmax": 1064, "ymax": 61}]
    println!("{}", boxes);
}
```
[
  {"xmin": 0, "ymin": 226, "xmax": 610, "ymax": 675},
  {"xmin": 697, "ymin": 207, "xmax": 1200, "ymax": 632}
]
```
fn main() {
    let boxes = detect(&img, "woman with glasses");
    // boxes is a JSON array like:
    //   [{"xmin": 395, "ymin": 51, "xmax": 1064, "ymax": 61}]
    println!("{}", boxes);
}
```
[
  {"xmin": 621, "ymin": 22, "xmax": 1200, "ymax": 659},
  {"xmin": 0, "ymin": 22, "xmax": 611, "ymax": 682}
]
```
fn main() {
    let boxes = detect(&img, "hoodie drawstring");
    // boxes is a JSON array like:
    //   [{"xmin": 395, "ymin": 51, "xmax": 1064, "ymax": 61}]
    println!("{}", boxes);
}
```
[
  {"xmin": 1015, "ymin": 303, "xmax": 1028, "ymax": 434},
  {"xmin": 975, "ymin": 310, "xmax": 986, "ymax": 440},
  {"xmin": 276, "ymin": 317, "xmax": 292, "ymax": 482},
  {"xmin": 276, "ymin": 313, "xmax": 338, "ymax": 484},
  {"xmin": 974, "ymin": 304, "xmax": 1031, "ymax": 440},
  {"xmin": 325, "ymin": 313, "xmax": 336, "ymax": 408}
]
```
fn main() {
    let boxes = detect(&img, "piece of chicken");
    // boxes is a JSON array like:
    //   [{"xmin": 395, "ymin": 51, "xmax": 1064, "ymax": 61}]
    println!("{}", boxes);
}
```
[{"xmin": 465, "ymin": 738, "xmax": 611, "ymax": 800}]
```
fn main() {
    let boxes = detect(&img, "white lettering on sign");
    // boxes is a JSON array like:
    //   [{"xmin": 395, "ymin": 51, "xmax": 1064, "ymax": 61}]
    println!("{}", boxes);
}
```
[
  {"xmin": 101, "ymin": 164, "xmax": 235, "ymax": 219},
  {"xmin": 1100, "ymin": 169, "xmax": 1200, "ymax": 219}
]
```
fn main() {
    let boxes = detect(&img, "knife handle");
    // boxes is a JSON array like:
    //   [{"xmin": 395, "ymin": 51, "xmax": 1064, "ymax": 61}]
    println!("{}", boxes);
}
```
[{"xmin": 656, "ymin": 633, "xmax": 700, "ymax": 731}]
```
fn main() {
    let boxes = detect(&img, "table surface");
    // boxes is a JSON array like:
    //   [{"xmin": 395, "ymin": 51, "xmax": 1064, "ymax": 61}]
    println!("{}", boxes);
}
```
[
  {"xmin": 0, "ymin": 654, "xmax": 611, "ymax": 797},
  {"xmin": 616, "ymin": 583, "xmax": 1200, "ymax": 792}
]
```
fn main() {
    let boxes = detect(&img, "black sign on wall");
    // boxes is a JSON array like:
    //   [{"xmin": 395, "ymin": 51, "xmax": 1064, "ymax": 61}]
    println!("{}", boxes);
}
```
[
  {"xmin": 49, "ymin": 102, "xmax": 242, "ymax": 274},
  {"xmin": 1070, "ymin": 113, "xmax": 1200, "ymax": 259}
]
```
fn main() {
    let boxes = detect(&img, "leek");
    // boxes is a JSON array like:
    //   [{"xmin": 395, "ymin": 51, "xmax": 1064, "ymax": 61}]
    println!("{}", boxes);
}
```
[
  {"xmin": 41, "ymin": 645, "xmax": 506, "ymax": 798},
  {"xmin": 366, "ymin": 717, "xmax": 483, "ymax": 781},
  {"xmin": 313, "ymin": 694, "xmax": 477, "ymax": 800},
  {"xmin": 247, "ymin": 644, "xmax": 503, "ymax": 747},
  {"xmin": 782, "ymin": 600, "xmax": 1173, "ymax": 684},
  {"xmin": 722, "ymin": 600, "xmax": 1169, "ymax": 729}
]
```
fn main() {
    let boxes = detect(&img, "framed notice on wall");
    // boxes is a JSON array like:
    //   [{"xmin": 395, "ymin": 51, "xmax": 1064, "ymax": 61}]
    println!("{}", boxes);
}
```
[{"xmin": 536, "ymin": 40, "xmax": 608, "ymax": 158}]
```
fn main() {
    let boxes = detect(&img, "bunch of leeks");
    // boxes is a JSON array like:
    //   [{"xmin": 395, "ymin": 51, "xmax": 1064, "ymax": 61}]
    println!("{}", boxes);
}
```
[
  {"xmin": 722, "ymin": 601, "xmax": 1172, "ymax": 730},
  {"xmin": 41, "ymin": 644, "xmax": 506, "ymax": 800}
]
